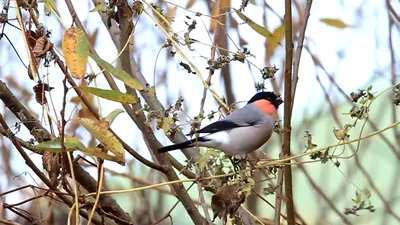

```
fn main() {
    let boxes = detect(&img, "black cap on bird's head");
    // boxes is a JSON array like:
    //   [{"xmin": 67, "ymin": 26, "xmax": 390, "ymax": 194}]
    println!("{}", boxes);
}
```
[{"xmin": 248, "ymin": 91, "xmax": 283, "ymax": 109}]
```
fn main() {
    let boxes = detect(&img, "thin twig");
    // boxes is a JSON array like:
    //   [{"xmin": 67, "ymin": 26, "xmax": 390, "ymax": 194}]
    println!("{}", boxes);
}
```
[
  {"xmin": 60, "ymin": 74, "xmax": 80, "ymax": 224},
  {"xmin": 13, "ymin": 0, "xmax": 38, "ymax": 80},
  {"xmin": 291, "ymin": 0, "xmax": 313, "ymax": 109},
  {"xmin": 0, "ymin": 112, "xmax": 100, "ymax": 224},
  {"xmin": 151, "ymin": 183, "xmax": 195, "ymax": 225},
  {"xmin": 297, "ymin": 163, "xmax": 353, "ymax": 225},
  {"xmin": 87, "ymin": 162, "xmax": 104, "ymax": 225},
  {"xmin": 60, "ymin": 0, "xmax": 166, "ymax": 173},
  {"xmin": 274, "ymin": 167, "xmax": 284, "ymax": 225},
  {"xmin": 386, "ymin": 0, "xmax": 400, "ymax": 23},
  {"xmin": 192, "ymin": 1, "xmax": 223, "ymax": 223}
]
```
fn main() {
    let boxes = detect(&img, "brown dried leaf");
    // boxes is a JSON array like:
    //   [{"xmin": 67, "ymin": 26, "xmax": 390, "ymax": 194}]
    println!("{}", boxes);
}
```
[
  {"xmin": 32, "ymin": 36, "xmax": 52, "ymax": 58},
  {"xmin": 211, "ymin": 184, "xmax": 246, "ymax": 224},
  {"xmin": 42, "ymin": 151, "xmax": 60, "ymax": 186},
  {"xmin": 33, "ymin": 82, "xmax": 54, "ymax": 105}
]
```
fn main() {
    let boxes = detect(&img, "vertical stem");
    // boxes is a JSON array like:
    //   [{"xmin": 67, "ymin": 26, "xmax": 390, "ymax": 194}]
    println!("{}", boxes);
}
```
[
  {"xmin": 273, "ymin": 169, "xmax": 284, "ymax": 225},
  {"xmin": 283, "ymin": 0, "xmax": 295, "ymax": 225}
]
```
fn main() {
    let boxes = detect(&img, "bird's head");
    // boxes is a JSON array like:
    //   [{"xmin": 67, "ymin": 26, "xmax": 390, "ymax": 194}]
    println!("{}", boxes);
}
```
[{"xmin": 248, "ymin": 92, "xmax": 283, "ymax": 116}]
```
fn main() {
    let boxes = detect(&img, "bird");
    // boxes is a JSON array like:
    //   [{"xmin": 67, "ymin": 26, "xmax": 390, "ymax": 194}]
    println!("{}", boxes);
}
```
[{"xmin": 158, "ymin": 92, "xmax": 283, "ymax": 156}]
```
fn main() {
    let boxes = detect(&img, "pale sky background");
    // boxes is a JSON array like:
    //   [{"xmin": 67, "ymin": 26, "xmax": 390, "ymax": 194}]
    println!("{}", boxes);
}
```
[{"xmin": 0, "ymin": 0, "xmax": 399, "ymax": 224}]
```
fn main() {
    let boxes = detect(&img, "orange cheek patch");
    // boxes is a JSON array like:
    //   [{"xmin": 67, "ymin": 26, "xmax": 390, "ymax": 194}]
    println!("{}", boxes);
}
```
[{"xmin": 254, "ymin": 100, "xmax": 277, "ymax": 116}]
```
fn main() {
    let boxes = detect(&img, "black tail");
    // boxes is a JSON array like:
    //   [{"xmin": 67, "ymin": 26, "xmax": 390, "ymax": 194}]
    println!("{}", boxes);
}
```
[{"xmin": 158, "ymin": 137, "xmax": 208, "ymax": 153}]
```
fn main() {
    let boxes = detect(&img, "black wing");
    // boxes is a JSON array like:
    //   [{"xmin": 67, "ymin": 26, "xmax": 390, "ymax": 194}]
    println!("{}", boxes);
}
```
[
  {"xmin": 194, "ymin": 104, "xmax": 261, "ymax": 134},
  {"xmin": 195, "ymin": 120, "xmax": 243, "ymax": 134}
]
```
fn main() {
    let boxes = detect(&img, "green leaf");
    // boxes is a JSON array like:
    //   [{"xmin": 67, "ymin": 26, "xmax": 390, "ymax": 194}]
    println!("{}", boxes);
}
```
[
  {"xmin": 89, "ymin": 53, "xmax": 144, "ymax": 90},
  {"xmin": 77, "ymin": 117, "xmax": 125, "ymax": 160},
  {"xmin": 320, "ymin": 18, "xmax": 352, "ymax": 29},
  {"xmin": 30, "ymin": 135, "xmax": 125, "ymax": 165},
  {"xmin": 236, "ymin": 10, "xmax": 280, "ymax": 45},
  {"xmin": 104, "ymin": 109, "xmax": 124, "ymax": 125},
  {"xmin": 30, "ymin": 135, "xmax": 85, "ymax": 152},
  {"xmin": 81, "ymin": 87, "xmax": 138, "ymax": 104}
]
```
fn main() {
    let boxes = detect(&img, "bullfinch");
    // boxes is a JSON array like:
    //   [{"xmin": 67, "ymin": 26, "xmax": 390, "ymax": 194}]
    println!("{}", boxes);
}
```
[{"xmin": 158, "ymin": 92, "xmax": 283, "ymax": 155}]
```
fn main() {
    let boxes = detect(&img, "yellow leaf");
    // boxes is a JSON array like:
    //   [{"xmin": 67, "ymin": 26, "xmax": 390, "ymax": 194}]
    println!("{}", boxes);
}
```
[
  {"xmin": 236, "ymin": 10, "xmax": 281, "ymax": 46},
  {"xmin": 89, "ymin": 53, "xmax": 144, "ymax": 90},
  {"xmin": 43, "ymin": 0, "xmax": 59, "ymax": 16},
  {"xmin": 162, "ymin": 117, "xmax": 174, "ymax": 134},
  {"xmin": 267, "ymin": 24, "xmax": 285, "ymax": 59},
  {"xmin": 89, "ymin": 2, "xmax": 107, "ymax": 12},
  {"xmin": 62, "ymin": 27, "xmax": 89, "ymax": 78},
  {"xmin": 81, "ymin": 87, "xmax": 138, "ymax": 104},
  {"xmin": 320, "ymin": 18, "xmax": 352, "ymax": 29},
  {"xmin": 80, "ymin": 147, "xmax": 125, "ymax": 165},
  {"xmin": 77, "ymin": 118, "xmax": 125, "ymax": 160}
]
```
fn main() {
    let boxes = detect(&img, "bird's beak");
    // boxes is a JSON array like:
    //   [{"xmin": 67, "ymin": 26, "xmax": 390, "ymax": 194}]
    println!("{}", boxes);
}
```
[{"xmin": 277, "ymin": 98, "xmax": 284, "ymax": 105}]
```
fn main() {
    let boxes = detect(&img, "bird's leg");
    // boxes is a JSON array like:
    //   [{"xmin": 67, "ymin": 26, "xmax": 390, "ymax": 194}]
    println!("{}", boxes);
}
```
[{"xmin": 228, "ymin": 155, "xmax": 247, "ymax": 173}]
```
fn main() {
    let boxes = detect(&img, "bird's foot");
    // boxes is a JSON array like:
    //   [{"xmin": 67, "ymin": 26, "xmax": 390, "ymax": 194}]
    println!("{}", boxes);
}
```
[{"xmin": 228, "ymin": 156, "xmax": 248, "ymax": 173}]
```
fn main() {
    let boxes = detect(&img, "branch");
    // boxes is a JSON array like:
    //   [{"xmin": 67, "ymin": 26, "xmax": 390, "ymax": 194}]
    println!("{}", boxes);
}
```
[
  {"xmin": 283, "ymin": 0, "xmax": 295, "ymax": 225},
  {"xmin": 386, "ymin": 0, "xmax": 400, "ymax": 23},
  {"xmin": 291, "ymin": 0, "xmax": 313, "ymax": 109},
  {"xmin": 61, "ymin": 0, "xmax": 166, "ymax": 173},
  {"xmin": 0, "ymin": 112, "xmax": 101, "ymax": 224},
  {"xmin": 63, "ymin": 1, "xmax": 205, "ymax": 223},
  {"xmin": 0, "ymin": 80, "xmax": 130, "ymax": 224},
  {"xmin": 297, "ymin": 163, "xmax": 353, "ymax": 225}
]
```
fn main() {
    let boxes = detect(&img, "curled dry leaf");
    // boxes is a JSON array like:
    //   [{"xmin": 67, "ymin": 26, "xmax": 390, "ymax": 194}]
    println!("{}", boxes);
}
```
[
  {"xmin": 333, "ymin": 124, "xmax": 352, "ymax": 141},
  {"xmin": 42, "ymin": 151, "xmax": 60, "ymax": 187},
  {"xmin": 32, "ymin": 36, "xmax": 53, "ymax": 58},
  {"xmin": 33, "ymin": 82, "xmax": 54, "ymax": 105},
  {"xmin": 211, "ymin": 184, "xmax": 246, "ymax": 224}
]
